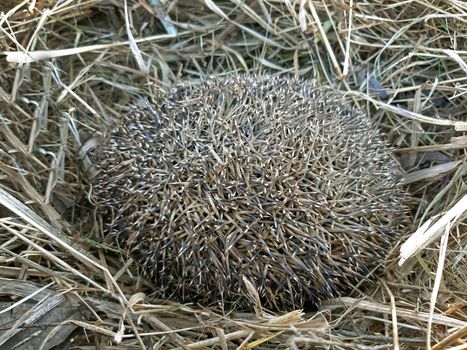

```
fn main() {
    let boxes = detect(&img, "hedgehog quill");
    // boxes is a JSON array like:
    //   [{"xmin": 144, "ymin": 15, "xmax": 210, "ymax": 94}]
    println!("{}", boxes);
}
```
[{"xmin": 92, "ymin": 75, "xmax": 408, "ymax": 310}]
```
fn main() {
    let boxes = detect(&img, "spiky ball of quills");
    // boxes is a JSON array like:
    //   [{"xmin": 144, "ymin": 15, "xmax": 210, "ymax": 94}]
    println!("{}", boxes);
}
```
[{"xmin": 92, "ymin": 75, "xmax": 408, "ymax": 311}]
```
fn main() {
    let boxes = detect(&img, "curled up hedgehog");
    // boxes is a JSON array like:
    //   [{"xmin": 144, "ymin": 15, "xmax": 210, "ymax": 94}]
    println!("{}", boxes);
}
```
[{"xmin": 92, "ymin": 75, "xmax": 408, "ymax": 311}]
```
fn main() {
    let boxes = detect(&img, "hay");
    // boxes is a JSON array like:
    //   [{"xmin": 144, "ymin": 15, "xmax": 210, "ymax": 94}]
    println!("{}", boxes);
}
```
[{"xmin": 0, "ymin": 1, "xmax": 465, "ymax": 349}]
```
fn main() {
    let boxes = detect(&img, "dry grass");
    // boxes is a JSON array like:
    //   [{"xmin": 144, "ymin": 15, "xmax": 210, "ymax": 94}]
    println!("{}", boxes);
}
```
[{"xmin": 0, "ymin": 1, "xmax": 465, "ymax": 349}]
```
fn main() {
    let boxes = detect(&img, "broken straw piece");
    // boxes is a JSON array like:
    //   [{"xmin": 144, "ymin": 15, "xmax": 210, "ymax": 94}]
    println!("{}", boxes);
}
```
[{"xmin": 399, "ymin": 194, "xmax": 467, "ymax": 266}]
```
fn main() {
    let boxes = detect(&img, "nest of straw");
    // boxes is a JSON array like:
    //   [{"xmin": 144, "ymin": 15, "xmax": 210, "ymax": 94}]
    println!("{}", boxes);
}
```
[{"xmin": 0, "ymin": 1, "xmax": 465, "ymax": 349}]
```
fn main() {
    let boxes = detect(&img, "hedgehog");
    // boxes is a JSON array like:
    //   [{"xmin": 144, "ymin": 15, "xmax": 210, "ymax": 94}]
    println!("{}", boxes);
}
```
[{"xmin": 92, "ymin": 75, "xmax": 408, "ymax": 311}]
